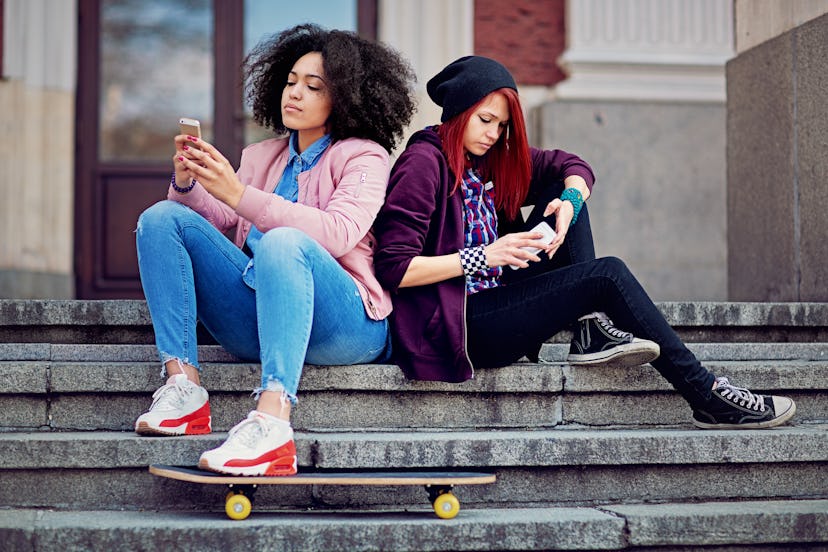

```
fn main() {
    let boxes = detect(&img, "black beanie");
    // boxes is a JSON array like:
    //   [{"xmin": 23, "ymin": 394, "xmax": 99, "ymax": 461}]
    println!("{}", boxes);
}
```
[{"xmin": 426, "ymin": 56, "xmax": 517, "ymax": 122}]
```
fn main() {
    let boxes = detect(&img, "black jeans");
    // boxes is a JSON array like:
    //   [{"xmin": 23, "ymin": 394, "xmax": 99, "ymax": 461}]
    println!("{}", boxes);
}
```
[{"xmin": 467, "ymin": 188, "xmax": 715, "ymax": 410}]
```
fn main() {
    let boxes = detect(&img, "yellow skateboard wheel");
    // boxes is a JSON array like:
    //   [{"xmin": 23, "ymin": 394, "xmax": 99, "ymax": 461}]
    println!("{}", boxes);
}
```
[
  {"xmin": 225, "ymin": 493, "xmax": 252, "ymax": 520},
  {"xmin": 432, "ymin": 492, "xmax": 460, "ymax": 519}
]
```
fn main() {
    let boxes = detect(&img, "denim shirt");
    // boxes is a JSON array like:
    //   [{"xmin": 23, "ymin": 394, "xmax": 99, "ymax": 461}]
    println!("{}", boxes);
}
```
[{"xmin": 242, "ymin": 132, "xmax": 332, "ymax": 289}]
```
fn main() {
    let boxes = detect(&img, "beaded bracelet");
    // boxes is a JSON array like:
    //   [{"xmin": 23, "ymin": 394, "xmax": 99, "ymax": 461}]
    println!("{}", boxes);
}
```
[
  {"xmin": 459, "ymin": 245, "xmax": 488, "ymax": 277},
  {"xmin": 170, "ymin": 172, "xmax": 196, "ymax": 194},
  {"xmin": 560, "ymin": 187, "xmax": 584, "ymax": 226}
]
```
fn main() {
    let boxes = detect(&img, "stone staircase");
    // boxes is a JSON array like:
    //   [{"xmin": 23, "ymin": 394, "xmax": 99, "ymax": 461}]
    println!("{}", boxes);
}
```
[{"xmin": 1, "ymin": 299, "xmax": 827, "ymax": 551}]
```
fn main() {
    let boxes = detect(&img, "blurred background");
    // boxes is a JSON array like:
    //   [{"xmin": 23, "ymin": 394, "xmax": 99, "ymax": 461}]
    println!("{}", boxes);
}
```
[{"xmin": 1, "ymin": 0, "xmax": 826, "ymax": 302}]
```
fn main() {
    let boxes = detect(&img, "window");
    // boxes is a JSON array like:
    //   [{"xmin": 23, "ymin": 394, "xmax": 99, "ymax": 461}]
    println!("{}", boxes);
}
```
[{"xmin": 99, "ymin": 0, "xmax": 213, "ymax": 162}]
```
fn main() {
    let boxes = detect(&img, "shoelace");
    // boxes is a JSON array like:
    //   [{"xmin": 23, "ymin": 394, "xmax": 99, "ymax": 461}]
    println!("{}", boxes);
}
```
[
  {"xmin": 595, "ymin": 314, "xmax": 633, "ymax": 340},
  {"xmin": 715, "ymin": 377, "xmax": 766, "ymax": 412},
  {"xmin": 149, "ymin": 377, "xmax": 192, "ymax": 412},
  {"xmin": 224, "ymin": 414, "xmax": 270, "ymax": 449}
]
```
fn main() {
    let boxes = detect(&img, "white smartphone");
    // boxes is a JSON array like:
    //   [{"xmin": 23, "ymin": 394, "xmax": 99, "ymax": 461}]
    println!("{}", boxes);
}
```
[
  {"xmin": 178, "ymin": 117, "xmax": 202, "ymax": 148},
  {"xmin": 510, "ymin": 221, "xmax": 557, "ymax": 270}
]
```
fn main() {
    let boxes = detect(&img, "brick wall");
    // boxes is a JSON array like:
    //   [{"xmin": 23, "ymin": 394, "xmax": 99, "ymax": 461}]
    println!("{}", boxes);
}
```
[{"xmin": 473, "ymin": 0, "xmax": 566, "ymax": 86}]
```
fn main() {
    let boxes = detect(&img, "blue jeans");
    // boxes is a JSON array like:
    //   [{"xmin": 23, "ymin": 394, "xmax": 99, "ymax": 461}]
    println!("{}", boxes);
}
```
[{"xmin": 136, "ymin": 200, "xmax": 389, "ymax": 403}]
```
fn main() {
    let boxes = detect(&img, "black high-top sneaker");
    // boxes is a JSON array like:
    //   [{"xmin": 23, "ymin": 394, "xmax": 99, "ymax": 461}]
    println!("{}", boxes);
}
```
[
  {"xmin": 692, "ymin": 376, "xmax": 796, "ymax": 429},
  {"xmin": 567, "ymin": 312, "xmax": 660, "ymax": 368}
]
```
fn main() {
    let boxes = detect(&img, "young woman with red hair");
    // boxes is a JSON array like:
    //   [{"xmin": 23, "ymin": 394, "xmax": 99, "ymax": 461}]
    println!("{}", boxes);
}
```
[{"xmin": 374, "ymin": 56, "xmax": 795, "ymax": 429}]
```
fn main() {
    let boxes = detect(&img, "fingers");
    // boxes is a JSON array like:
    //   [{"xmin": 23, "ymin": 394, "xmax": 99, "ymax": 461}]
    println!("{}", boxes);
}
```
[
  {"xmin": 173, "ymin": 135, "xmax": 226, "ymax": 164},
  {"xmin": 544, "ymin": 242, "xmax": 562, "ymax": 260},
  {"xmin": 551, "ymin": 222, "xmax": 567, "ymax": 249},
  {"xmin": 173, "ymin": 139, "xmax": 243, "ymax": 207},
  {"xmin": 488, "ymin": 232, "xmax": 548, "ymax": 268},
  {"xmin": 173, "ymin": 134, "xmax": 191, "ymax": 151},
  {"xmin": 505, "ymin": 230, "xmax": 564, "ymax": 266},
  {"xmin": 175, "ymin": 139, "xmax": 229, "ymax": 182},
  {"xmin": 543, "ymin": 198, "xmax": 561, "ymax": 217},
  {"xmin": 184, "ymin": 135, "xmax": 227, "ymax": 164},
  {"xmin": 172, "ymin": 151, "xmax": 196, "ymax": 180}
]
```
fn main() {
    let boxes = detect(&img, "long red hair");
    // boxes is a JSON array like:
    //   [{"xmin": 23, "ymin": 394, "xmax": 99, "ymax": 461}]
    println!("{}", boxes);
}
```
[{"xmin": 437, "ymin": 88, "xmax": 531, "ymax": 221}]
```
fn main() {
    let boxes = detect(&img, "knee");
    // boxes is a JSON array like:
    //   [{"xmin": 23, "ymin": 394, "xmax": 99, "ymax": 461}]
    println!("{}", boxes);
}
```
[
  {"xmin": 597, "ymin": 256, "xmax": 628, "ymax": 273},
  {"xmin": 137, "ymin": 200, "xmax": 189, "ymax": 234},
  {"xmin": 592, "ymin": 256, "xmax": 635, "ymax": 283},
  {"xmin": 257, "ymin": 227, "xmax": 313, "ymax": 260}
]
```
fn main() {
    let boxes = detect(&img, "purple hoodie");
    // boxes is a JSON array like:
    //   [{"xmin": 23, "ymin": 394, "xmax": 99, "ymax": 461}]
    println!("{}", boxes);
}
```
[{"xmin": 374, "ymin": 127, "xmax": 595, "ymax": 382}]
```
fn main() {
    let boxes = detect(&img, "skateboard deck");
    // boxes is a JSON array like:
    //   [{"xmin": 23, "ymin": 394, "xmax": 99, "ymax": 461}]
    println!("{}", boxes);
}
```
[{"xmin": 149, "ymin": 464, "xmax": 495, "ymax": 520}]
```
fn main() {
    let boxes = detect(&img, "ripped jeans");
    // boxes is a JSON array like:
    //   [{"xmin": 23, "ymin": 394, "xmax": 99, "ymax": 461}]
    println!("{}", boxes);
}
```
[{"xmin": 136, "ymin": 200, "xmax": 389, "ymax": 403}]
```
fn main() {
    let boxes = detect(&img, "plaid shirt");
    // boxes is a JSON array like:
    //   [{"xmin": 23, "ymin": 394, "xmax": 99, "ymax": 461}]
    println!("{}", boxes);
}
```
[{"xmin": 461, "ymin": 168, "xmax": 502, "ymax": 294}]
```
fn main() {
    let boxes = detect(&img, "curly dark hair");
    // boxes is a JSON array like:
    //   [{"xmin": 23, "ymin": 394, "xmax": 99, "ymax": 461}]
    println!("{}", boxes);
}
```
[{"xmin": 244, "ymin": 24, "xmax": 416, "ymax": 153}]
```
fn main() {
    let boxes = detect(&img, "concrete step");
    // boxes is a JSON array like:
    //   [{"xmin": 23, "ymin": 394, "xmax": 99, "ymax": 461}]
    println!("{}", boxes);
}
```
[
  {"xmin": 2, "ymin": 300, "xmax": 828, "ymax": 344},
  {"xmin": 1, "ymin": 427, "xmax": 825, "ymax": 510},
  {"xmin": 3, "ymin": 341, "xmax": 828, "ymax": 363},
  {"xmin": 2, "ymin": 300, "xmax": 826, "ymax": 549},
  {"xmin": 1, "ymin": 500, "xmax": 826, "ymax": 551},
  {"xmin": 2, "ymin": 360, "xmax": 826, "ymax": 431},
  {"xmin": 1, "ymin": 340, "xmax": 826, "ymax": 430}
]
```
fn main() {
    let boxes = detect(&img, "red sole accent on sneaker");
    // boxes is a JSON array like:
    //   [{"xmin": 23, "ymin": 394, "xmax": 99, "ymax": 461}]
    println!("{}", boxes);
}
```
[
  {"xmin": 264, "ymin": 456, "xmax": 298, "ymax": 476},
  {"xmin": 197, "ymin": 456, "xmax": 298, "ymax": 476},
  {"xmin": 224, "ymin": 440, "xmax": 297, "ymax": 469},
  {"xmin": 159, "ymin": 402, "xmax": 212, "ymax": 429},
  {"xmin": 183, "ymin": 416, "xmax": 212, "ymax": 435},
  {"xmin": 136, "ymin": 418, "xmax": 212, "ymax": 436}
]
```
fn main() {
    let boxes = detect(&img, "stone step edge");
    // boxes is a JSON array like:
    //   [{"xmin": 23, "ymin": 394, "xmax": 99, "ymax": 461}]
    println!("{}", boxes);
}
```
[
  {"xmin": 1, "ymin": 426, "xmax": 826, "ymax": 470},
  {"xmin": 3, "ymin": 299, "xmax": 828, "ymax": 327},
  {"xmin": 4, "ymin": 358, "xmax": 828, "ymax": 395},
  {"xmin": 1, "ymin": 500, "xmax": 826, "ymax": 551},
  {"xmin": 4, "ymin": 342, "xmax": 828, "ymax": 363}
]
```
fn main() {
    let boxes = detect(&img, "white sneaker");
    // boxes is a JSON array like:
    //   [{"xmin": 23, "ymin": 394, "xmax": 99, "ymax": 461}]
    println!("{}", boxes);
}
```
[
  {"xmin": 199, "ymin": 411, "xmax": 297, "ymax": 476},
  {"xmin": 135, "ymin": 374, "xmax": 211, "ymax": 435}
]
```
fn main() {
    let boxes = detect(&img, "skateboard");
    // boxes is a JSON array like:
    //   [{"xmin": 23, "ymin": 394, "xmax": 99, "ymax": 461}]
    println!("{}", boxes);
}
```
[{"xmin": 149, "ymin": 464, "xmax": 496, "ymax": 520}]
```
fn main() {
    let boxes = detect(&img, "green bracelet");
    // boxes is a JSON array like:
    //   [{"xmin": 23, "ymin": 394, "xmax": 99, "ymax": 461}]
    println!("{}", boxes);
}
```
[{"xmin": 560, "ymin": 187, "xmax": 584, "ymax": 226}]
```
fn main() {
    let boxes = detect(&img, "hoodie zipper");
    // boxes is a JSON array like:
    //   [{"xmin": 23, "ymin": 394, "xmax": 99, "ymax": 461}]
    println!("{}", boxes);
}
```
[{"xmin": 462, "ymin": 287, "xmax": 475, "ymax": 379}]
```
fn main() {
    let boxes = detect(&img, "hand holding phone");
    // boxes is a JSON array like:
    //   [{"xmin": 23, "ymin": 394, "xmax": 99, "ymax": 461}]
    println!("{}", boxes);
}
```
[
  {"xmin": 178, "ymin": 117, "xmax": 202, "ymax": 149},
  {"xmin": 510, "ymin": 221, "xmax": 557, "ymax": 270}
]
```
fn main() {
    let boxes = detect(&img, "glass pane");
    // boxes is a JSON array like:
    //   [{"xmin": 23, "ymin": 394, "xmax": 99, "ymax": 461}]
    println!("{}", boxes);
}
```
[
  {"xmin": 243, "ymin": 0, "xmax": 357, "ymax": 144},
  {"xmin": 244, "ymin": 0, "xmax": 357, "ymax": 53},
  {"xmin": 100, "ymin": 0, "xmax": 213, "ymax": 162}
]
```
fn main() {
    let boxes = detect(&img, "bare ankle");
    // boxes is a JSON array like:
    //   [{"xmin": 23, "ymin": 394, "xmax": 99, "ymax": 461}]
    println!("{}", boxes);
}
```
[
  {"xmin": 165, "ymin": 360, "xmax": 200, "ymax": 386},
  {"xmin": 256, "ymin": 391, "xmax": 291, "ymax": 422}
]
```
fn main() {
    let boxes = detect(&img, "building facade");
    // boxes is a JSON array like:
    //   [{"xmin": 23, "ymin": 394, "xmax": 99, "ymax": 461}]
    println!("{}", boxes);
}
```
[{"xmin": 1, "ymin": 0, "xmax": 826, "ymax": 300}]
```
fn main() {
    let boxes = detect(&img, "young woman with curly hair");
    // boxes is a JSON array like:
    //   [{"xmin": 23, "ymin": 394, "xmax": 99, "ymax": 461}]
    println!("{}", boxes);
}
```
[{"xmin": 133, "ymin": 24, "xmax": 416, "ymax": 476}]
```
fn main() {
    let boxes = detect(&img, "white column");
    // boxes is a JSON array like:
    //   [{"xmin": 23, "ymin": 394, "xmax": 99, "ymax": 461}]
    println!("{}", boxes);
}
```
[
  {"xmin": 3, "ymin": 0, "xmax": 77, "ymax": 90},
  {"xmin": 0, "ymin": 0, "xmax": 77, "ymax": 296},
  {"xmin": 378, "ymin": 0, "xmax": 474, "ymax": 147},
  {"xmin": 556, "ymin": 0, "xmax": 734, "ymax": 102}
]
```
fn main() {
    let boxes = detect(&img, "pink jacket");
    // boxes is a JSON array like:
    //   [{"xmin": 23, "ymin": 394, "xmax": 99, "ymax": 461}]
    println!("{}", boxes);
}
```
[{"xmin": 168, "ymin": 136, "xmax": 393, "ymax": 320}]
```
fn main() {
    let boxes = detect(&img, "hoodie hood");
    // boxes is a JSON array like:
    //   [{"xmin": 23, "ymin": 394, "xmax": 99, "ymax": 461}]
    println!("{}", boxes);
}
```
[{"xmin": 405, "ymin": 126, "xmax": 443, "ymax": 150}]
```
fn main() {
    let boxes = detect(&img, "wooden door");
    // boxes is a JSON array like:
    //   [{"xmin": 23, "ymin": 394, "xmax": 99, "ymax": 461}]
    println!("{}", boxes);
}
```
[{"xmin": 75, "ymin": 0, "xmax": 374, "ymax": 298}]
